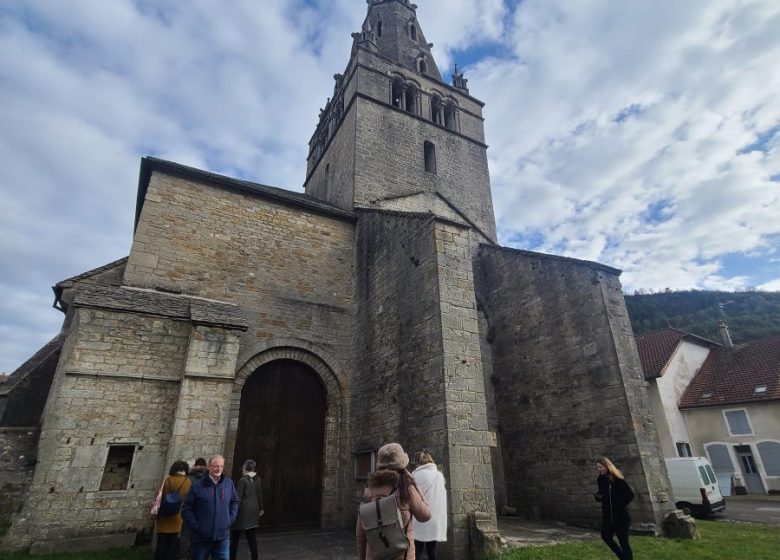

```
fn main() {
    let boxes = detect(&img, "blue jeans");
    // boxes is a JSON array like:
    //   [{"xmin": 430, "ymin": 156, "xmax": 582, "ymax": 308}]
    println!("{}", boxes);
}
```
[{"xmin": 191, "ymin": 539, "xmax": 229, "ymax": 560}]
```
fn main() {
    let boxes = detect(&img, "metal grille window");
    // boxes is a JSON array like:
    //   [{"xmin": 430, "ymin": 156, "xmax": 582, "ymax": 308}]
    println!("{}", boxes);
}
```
[{"xmin": 724, "ymin": 409, "xmax": 752, "ymax": 435}]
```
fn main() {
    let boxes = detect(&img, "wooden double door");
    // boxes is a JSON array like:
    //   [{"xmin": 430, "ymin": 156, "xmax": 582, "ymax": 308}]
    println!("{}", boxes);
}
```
[{"xmin": 232, "ymin": 359, "xmax": 326, "ymax": 530}]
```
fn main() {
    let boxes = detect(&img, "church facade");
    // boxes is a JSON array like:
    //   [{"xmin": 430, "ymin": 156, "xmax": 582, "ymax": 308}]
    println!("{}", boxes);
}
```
[{"xmin": 0, "ymin": 1, "xmax": 673, "ymax": 556}]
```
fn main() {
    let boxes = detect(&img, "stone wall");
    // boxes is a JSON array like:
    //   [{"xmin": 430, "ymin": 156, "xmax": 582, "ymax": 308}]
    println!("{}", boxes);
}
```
[
  {"xmin": 476, "ymin": 246, "xmax": 672, "ymax": 529},
  {"xmin": 354, "ymin": 211, "xmax": 497, "ymax": 558},
  {"xmin": 0, "ymin": 428, "xmax": 38, "ymax": 543}
]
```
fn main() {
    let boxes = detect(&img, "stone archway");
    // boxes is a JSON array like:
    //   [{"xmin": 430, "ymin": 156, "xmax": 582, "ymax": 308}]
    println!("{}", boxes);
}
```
[{"xmin": 227, "ymin": 344, "xmax": 347, "ymax": 528}]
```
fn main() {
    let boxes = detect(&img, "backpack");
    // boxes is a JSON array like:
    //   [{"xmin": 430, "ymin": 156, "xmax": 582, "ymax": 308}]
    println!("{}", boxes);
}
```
[
  {"xmin": 358, "ymin": 493, "xmax": 409, "ymax": 560},
  {"xmin": 158, "ymin": 478, "xmax": 187, "ymax": 517}
]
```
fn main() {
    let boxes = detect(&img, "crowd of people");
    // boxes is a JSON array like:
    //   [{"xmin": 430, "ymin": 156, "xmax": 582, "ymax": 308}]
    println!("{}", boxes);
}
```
[
  {"xmin": 151, "ymin": 447, "xmax": 632, "ymax": 560},
  {"xmin": 150, "ymin": 455, "xmax": 263, "ymax": 560}
]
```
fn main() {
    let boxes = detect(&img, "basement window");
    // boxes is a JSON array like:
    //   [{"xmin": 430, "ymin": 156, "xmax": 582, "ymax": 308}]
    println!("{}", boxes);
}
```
[
  {"xmin": 99, "ymin": 445, "xmax": 136, "ymax": 491},
  {"xmin": 354, "ymin": 450, "xmax": 376, "ymax": 480},
  {"xmin": 424, "ymin": 141, "xmax": 437, "ymax": 174}
]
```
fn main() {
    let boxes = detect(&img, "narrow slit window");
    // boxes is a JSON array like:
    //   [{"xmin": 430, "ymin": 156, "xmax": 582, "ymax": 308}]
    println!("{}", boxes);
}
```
[
  {"xmin": 424, "ymin": 141, "xmax": 437, "ymax": 174},
  {"xmin": 377, "ymin": 20, "xmax": 382, "ymax": 37},
  {"xmin": 410, "ymin": 24, "xmax": 417, "ymax": 41},
  {"xmin": 99, "ymin": 445, "xmax": 135, "ymax": 491}
]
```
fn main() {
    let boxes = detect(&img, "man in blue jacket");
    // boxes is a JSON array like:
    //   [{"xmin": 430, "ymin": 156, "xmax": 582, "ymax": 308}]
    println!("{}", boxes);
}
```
[{"xmin": 182, "ymin": 454, "xmax": 239, "ymax": 560}]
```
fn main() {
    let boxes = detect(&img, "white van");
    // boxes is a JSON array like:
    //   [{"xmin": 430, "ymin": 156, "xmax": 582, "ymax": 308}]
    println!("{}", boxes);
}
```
[{"xmin": 664, "ymin": 457, "xmax": 726, "ymax": 516}]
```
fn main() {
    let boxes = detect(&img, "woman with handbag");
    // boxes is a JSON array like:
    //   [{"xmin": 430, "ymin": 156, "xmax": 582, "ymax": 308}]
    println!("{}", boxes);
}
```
[
  {"xmin": 356, "ymin": 443, "xmax": 432, "ymax": 560},
  {"xmin": 230, "ymin": 459, "xmax": 264, "ymax": 560},
  {"xmin": 153, "ymin": 460, "xmax": 192, "ymax": 560},
  {"xmin": 594, "ymin": 456, "xmax": 634, "ymax": 560}
]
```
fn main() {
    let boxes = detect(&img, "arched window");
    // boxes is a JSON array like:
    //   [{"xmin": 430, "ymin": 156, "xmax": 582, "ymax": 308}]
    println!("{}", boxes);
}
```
[
  {"xmin": 418, "ymin": 57, "xmax": 427, "ymax": 74},
  {"xmin": 391, "ymin": 78, "xmax": 404, "ymax": 109},
  {"xmin": 424, "ymin": 141, "xmax": 436, "ymax": 174},
  {"xmin": 410, "ymin": 24, "xmax": 417, "ymax": 41},
  {"xmin": 444, "ymin": 102, "xmax": 457, "ymax": 130},
  {"xmin": 404, "ymin": 85, "xmax": 417, "ymax": 115},
  {"xmin": 430, "ymin": 96, "xmax": 444, "ymax": 126}
]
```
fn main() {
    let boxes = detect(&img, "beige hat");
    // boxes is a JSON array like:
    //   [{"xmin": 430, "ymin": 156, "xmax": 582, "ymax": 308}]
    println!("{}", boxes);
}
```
[{"xmin": 377, "ymin": 443, "xmax": 409, "ymax": 470}]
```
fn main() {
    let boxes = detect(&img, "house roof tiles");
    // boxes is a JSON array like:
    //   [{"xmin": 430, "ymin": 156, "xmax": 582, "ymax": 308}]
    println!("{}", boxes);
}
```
[
  {"xmin": 635, "ymin": 328, "xmax": 719, "ymax": 379},
  {"xmin": 679, "ymin": 334, "xmax": 780, "ymax": 409}
]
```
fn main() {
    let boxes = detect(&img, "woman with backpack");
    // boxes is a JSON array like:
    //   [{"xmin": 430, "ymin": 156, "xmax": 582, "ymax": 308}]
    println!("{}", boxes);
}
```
[
  {"xmin": 357, "ymin": 443, "xmax": 432, "ymax": 560},
  {"xmin": 153, "ymin": 460, "xmax": 192, "ymax": 560},
  {"xmin": 594, "ymin": 456, "xmax": 634, "ymax": 560},
  {"xmin": 411, "ymin": 452, "xmax": 447, "ymax": 560},
  {"xmin": 230, "ymin": 459, "xmax": 264, "ymax": 560}
]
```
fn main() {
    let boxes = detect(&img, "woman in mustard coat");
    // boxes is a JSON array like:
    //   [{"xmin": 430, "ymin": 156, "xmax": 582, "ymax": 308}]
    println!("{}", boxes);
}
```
[{"xmin": 154, "ymin": 460, "xmax": 192, "ymax": 560}]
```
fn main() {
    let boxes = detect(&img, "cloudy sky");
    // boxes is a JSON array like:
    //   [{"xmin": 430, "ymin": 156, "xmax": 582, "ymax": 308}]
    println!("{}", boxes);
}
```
[{"xmin": 1, "ymin": 0, "xmax": 779, "ymax": 373}]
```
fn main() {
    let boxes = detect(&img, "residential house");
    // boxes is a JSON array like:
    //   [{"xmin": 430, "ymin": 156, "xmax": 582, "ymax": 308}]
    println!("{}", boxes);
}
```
[{"xmin": 638, "ymin": 327, "xmax": 780, "ymax": 495}]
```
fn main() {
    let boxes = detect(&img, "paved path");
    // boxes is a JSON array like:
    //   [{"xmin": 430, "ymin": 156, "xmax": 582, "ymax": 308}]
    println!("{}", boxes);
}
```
[
  {"xmin": 720, "ymin": 494, "xmax": 780, "ymax": 526},
  {"xmin": 235, "ymin": 518, "xmax": 601, "ymax": 559}
]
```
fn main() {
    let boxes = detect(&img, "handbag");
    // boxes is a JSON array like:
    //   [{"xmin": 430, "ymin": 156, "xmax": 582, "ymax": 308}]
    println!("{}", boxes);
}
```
[{"xmin": 150, "ymin": 480, "xmax": 165, "ymax": 517}]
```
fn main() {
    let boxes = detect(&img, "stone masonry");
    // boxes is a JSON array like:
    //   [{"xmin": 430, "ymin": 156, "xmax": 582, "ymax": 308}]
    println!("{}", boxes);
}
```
[{"xmin": 1, "ymin": 1, "xmax": 673, "ymax": 556}]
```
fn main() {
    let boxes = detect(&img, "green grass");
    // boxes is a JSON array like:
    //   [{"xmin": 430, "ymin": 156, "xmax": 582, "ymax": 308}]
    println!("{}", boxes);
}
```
[{"xmin": 491, "ymin": 520, "xmax": 780, "ymax": 560}]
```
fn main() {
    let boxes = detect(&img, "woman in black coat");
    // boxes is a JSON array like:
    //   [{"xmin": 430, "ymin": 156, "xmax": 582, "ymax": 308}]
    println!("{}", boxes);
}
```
[
  {"xmin": 595, "ymin": 456, "xmax": 634, "ymax": 560},
  {"xmin": 230, "ymin": 459, "xmax": 264, "ymax": 560}
]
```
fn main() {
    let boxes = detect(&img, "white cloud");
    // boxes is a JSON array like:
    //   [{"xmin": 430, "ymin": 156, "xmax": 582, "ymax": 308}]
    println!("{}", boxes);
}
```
[
  {"xmin": 1, "ymin": 0, "xmax": 779, "ymax": 372},
  {"xmin": 473, "ymin": 0, "xmax": 780, "ymax": 292}
]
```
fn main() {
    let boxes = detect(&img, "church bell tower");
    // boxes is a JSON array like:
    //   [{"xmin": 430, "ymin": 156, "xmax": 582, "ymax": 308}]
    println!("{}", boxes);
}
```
[{"xmin": 304, "ymin": 0, "xmax": 497, "ymax": 242}]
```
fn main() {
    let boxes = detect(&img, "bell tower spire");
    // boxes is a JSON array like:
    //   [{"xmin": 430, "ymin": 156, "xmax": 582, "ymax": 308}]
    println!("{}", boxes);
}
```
[{"xmin": 304, "ymin": 0, "xmax": 497, "ymax": 242}]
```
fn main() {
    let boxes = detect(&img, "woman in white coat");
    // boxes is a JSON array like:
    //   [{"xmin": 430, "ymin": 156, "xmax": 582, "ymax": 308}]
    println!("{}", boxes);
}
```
[{"xmin": 411, "ymin": 452, "xmax": 447, "ymax": 560}]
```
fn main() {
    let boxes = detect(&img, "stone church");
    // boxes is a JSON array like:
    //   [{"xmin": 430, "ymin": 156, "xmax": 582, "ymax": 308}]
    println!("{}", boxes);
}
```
[{"xmin": 0, "ymin": 1, "xmax": 673, "ymax": 556}]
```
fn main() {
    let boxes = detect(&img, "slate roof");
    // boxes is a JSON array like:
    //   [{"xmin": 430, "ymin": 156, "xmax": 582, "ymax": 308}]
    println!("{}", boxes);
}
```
[
  {"xmin": 0, "ymin": 334, "xmax": 64, "ymax": 396},
  {"xmin": 635, "ymin": 328, "xmax": 719, "ymax": 379},
  {"xmin": 679, "ymin": 334, "xmax": 780, "ymax": 409}
]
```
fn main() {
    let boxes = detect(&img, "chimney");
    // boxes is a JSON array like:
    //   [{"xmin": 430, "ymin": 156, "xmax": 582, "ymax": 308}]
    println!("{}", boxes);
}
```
[{"xmin": 718, "ymin": 319, "xmax": 734, "ymax": 348}]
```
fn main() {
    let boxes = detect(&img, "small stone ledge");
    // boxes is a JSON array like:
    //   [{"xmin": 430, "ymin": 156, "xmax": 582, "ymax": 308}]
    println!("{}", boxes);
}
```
[
  {"xmin": 73, "ymin": 285, "xmax": 248, "ymax": 331},
  {"xmin": 662, "ymin": 510, "xmax": 700, "ymax": 540}
]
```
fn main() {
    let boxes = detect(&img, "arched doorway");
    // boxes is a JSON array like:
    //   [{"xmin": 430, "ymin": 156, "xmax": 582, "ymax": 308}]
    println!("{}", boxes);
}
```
[{"xmin": 232, "ymin": 359, "xmax": 326, "ymax": 530}]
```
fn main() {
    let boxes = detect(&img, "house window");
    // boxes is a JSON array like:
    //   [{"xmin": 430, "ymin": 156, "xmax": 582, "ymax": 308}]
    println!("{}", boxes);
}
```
[
  {"xmin": 724, "ymin": 409, "xmax": 753, "ymax": 436},
  {"xmin": 706, "ymin": 443, "xmax": 735, "ymax": 472},
  {"xmin": 354, "ymin": 450, "xmax": 376, "ymax": 479},
  {"xmin": 757, "ymin": 441, "xmax": 780, "ymax": 475},
  {"xmin": 424, "ymin": 141, "xmax": 436, "ymax": 174},
  {"xmin": 676, "ymin": 442, "xmax": 692, "ymax": 457},
  {"xmin": 99, "ymin": 445, "xmax": 135, "ymax": 491}
]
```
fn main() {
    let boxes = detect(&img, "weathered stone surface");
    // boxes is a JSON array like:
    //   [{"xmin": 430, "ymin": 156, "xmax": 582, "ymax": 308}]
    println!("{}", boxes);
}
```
[{"xmin": 662, "ymin": 510, "xmax": 700, "ymax": 540}]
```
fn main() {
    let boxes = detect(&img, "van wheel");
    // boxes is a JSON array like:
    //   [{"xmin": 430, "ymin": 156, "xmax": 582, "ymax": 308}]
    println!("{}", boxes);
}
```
[{"xmin": 676, "ymin": 502, "xmax": 693, "ymax": 516}]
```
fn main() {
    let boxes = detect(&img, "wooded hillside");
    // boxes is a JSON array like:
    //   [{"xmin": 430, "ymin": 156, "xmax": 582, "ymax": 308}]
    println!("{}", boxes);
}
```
[{"xmin": 624, "ymin": 290, "xmax": 780, "ymax": 345}]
